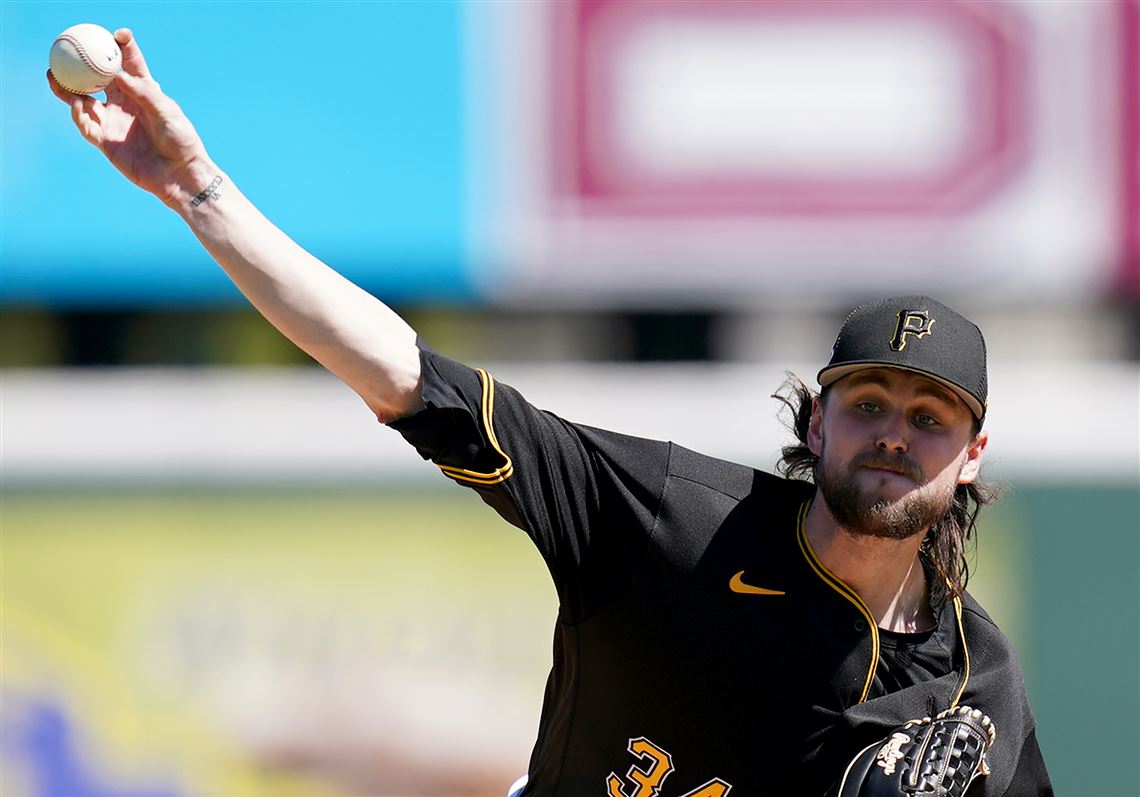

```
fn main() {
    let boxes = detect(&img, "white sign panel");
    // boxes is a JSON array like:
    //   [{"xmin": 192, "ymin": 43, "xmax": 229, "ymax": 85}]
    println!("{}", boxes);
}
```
[{"xmin": 468, "ymin": 0, "xmax": 1132, "ymax": 305}]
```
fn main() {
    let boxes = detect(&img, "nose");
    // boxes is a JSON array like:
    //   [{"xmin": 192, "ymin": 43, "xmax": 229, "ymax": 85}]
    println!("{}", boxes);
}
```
[{"xmin": 875, "ymin": 413, "xmax": 908, "ymax": 454}]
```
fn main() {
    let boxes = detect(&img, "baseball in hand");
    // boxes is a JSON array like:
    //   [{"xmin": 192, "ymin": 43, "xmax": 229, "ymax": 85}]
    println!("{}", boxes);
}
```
[{"xmin": 49, "ymin": 24, "xmax": 122, "ymax": 95}]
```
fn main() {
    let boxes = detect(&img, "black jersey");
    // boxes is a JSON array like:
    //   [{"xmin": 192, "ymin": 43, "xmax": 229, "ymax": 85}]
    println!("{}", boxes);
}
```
[{"xmin": 391, "ymin": 342, "xmax": 1052, "ymax": 797}]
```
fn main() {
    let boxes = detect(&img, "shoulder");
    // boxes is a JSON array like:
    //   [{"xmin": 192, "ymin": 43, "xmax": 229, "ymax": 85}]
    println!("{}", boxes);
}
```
[
  {"xmin": 667, "ymin": 443, "xmax": 814, "ymax": 503},
  {"xmin": 956, "ymin": 590, "xmax": 1032, "ymax": 693},
  {"xmin": 959, "ymin": 591, "xmax": 1007, "ymax": 639}
]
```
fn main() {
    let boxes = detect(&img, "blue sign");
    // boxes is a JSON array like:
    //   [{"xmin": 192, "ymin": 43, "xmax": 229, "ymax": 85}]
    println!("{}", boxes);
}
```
[{"xmin": 1, "ymin": 1, "xmax": 472, "ymax": 305}]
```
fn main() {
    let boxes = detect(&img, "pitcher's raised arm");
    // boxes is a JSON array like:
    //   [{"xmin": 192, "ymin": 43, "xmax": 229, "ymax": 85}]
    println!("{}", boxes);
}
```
[{"xmin": 47, "ymin": 28, "xmax": 422, "ymax": 421}]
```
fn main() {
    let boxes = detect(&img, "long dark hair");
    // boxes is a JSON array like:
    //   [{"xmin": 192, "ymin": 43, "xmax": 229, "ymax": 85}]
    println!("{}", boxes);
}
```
[{"xmin": 772, "ymin": 374, "xmax": 999, "ymax": 602}]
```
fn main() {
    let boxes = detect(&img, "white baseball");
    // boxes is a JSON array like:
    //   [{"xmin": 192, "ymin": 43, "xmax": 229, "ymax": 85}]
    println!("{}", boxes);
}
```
[{"xmin": 49, "ymin": 23, "xmax": 122, "ymax": 95}]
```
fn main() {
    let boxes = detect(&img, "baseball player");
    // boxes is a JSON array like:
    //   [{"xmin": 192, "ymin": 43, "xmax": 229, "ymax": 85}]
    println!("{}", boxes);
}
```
[{"xmin": 50, "ymin": 30, "xmax": 1052, "ymax": 797}]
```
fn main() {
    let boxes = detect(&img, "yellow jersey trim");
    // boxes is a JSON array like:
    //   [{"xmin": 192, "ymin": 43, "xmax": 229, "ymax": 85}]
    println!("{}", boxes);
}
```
[
  {"xmin": 923, "ymin": 555, "xmax": 971, "ymax": 709},
  {"xmin": 795, "ymin": 499, "xmax": 880, "ymax": 705},
  {"xmin": 436, "ymin": 368, "xmax": 515, "ymax": 485},
  {"xmin": 950, "ymin": 594, "xmax": 970, "ymax": 708}
]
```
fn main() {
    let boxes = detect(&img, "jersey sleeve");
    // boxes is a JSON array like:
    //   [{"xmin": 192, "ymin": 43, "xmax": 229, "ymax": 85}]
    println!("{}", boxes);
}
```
[
  {"xmin": 388, "ymin": 339, "xmax": 672, "ymax": 621},
  {"xmin": 996, "ymin": 728, "xmax": 1053, "ymax": 797}
]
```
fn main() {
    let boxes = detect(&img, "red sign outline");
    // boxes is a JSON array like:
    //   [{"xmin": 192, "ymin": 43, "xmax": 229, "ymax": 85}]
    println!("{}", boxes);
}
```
[{"xmin": 550, "ymin": 0, "xmax": 1031, "ymax": 216}]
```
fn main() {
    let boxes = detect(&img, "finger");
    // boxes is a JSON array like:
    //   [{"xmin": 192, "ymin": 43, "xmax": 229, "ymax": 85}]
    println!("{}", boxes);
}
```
[
  {"xmin": 69, "ymin": 94, "xmax": 106, "ymax": 148},
  {"xmin": 50, "ymin": 67, "xmax": 107, "ymax": 146},
  {"xmin": 114, "ymin": 28, "xmax": 152, "ymax": 79},
  {"xmin": 112, "ymin": 70, "xmax": 166, "ymax": 115},
  {"xmin": 46, "ymin": 69, "xmax": 83, "ymax": 104}
]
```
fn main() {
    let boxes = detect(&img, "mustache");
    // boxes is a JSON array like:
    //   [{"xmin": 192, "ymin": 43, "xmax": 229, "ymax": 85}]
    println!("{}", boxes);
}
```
[{"xmin": 849, "ymin": 451, "xmax": 924, "ymax": 482}]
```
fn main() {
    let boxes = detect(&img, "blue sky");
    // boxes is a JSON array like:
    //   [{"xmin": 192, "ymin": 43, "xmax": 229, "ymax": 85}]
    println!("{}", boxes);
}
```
[{"xmin": 1, "ymin": 1, "xmax": 471, "ymax": 305}]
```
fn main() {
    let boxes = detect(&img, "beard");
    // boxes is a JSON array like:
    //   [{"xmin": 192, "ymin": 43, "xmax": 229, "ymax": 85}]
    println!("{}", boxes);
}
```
[{"xmin": 815, "ymin": 448, "xmax": 956, "ymax": 540}]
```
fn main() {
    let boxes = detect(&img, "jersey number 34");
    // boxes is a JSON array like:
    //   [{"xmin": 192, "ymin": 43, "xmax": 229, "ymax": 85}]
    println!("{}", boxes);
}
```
[{"xmin": 606, "ymin": 736, "xmax": 732, "ymax": 797}]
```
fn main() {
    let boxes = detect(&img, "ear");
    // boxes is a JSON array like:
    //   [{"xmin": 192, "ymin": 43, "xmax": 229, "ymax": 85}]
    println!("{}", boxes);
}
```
[
  {"xmin": 807, "ymin": 396, "xmax": 825, "ymax": 456},
  {"xmin": 958, "ymin": 430, "xmax": 988, "ymax": 484}
]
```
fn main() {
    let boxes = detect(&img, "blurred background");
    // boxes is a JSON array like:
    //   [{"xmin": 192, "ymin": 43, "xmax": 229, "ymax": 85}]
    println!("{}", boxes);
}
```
[{"xmin": 3, "ymin": 1, "xmax": 1137, "ymax": 795}]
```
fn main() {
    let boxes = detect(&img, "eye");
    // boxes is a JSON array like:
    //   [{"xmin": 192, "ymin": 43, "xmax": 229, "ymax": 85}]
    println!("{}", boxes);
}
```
[
  {"xmin": 856, "ymin": 401, "xmax": 881, "ymax": 414},
  {"xmin": 914, "ymin": 413, "xmax": 941, "ymax": 428}
]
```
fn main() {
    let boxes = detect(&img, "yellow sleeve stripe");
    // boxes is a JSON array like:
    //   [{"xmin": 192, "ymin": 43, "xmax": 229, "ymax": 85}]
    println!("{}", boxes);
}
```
[
  {"xmin": 436, "ymin": 368, "xmax": 515, "ymax": 486},
  {"xmin": 795, "ymin": 500, "xmax": 880, "ymax": 705}
]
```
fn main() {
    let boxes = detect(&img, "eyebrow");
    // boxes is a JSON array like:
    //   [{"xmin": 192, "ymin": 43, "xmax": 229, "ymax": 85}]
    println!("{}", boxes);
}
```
[
  {"xmin": 844, "ymin": 370, "xmax": 961, "ymax": 410},
  {"xmin": 845, "ymin": 372, "xmax": 890, "ymax": 389},
  {"xmin": 913, "ymin": 381, "xmax": 959, "ymax": 408}
]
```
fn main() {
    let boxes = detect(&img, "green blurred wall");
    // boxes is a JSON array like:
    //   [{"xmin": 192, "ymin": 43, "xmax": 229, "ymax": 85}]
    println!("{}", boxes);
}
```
[{"xmin": 1018, "ymin": 485, "xmax": 1139, "ymax": 797}]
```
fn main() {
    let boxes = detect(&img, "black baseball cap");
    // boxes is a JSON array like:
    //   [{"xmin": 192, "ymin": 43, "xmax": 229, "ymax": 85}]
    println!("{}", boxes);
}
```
[{"xmin": 817, "ymin": 295, "xmax": 988, "ymax": 421}]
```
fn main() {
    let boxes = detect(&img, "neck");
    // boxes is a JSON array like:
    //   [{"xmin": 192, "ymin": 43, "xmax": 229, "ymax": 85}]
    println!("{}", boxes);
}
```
[{"xmin": 805, "ymin": 494, "xmax": 935, "ymax": 633}]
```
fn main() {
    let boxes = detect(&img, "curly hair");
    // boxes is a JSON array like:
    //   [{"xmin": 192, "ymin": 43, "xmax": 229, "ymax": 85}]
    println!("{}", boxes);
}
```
[{"xmin": 771, "ymin": 374, "xmax": 999, "ymax": 603}]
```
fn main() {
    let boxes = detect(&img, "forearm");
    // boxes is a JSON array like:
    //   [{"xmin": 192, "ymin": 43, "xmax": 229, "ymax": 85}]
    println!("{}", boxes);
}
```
[
  {"xmin": 49, "ymin": 31, "xmax": 423, "ymax": 421},
  {"xmin": 170, "ymin": 159, "xmax": 423, "ymax": 422}
]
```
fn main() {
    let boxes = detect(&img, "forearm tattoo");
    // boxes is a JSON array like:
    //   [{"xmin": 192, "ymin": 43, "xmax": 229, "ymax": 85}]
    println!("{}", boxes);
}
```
[{"xmin": 190, "ymin": 176, "xmax": 223, "ymax": 207}]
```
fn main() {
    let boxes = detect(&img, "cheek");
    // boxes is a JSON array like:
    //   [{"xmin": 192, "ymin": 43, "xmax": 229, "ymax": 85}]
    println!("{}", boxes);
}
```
[
  {"xmin": 817, "ymin": 420, "xmax": 862, "ymax": 464},
  {"xmin": 929, "ymin": 448, "xmax": 970, "ymax": 485}
]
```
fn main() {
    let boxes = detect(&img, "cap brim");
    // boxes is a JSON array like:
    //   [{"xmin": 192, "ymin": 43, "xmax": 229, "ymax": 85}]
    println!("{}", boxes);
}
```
[{"xmin": 817, "ymin": 361, "xmax": 985, "ymax": 420}]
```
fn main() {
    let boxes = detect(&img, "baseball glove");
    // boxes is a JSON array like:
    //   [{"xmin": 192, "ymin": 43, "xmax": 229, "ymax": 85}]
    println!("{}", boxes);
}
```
[{"xmin": 836, "ymin": 706, "xmax": 996, "ymax": 797}]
